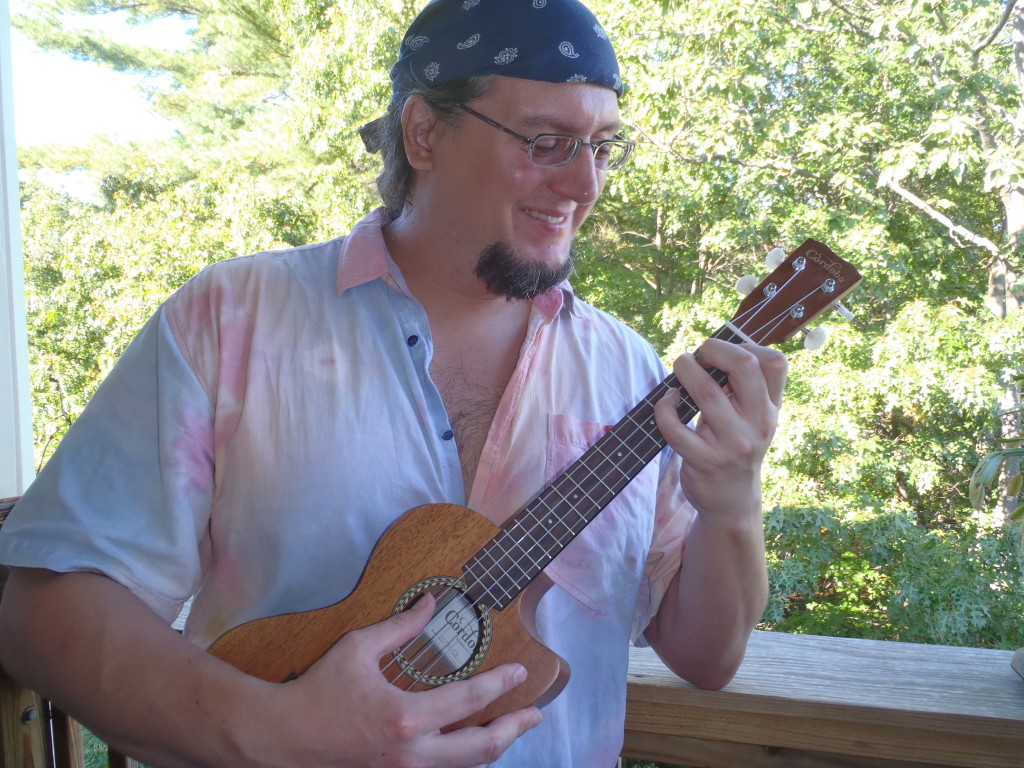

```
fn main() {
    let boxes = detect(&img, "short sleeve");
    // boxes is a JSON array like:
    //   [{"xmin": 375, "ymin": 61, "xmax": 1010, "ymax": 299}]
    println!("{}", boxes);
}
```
[{"xmin": 0, "ymin": 307, "xmax": 216, "ymax": 623}]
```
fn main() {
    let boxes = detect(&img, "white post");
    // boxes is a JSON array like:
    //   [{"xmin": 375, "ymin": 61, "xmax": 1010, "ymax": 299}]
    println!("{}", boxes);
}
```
[{"xmin": 0, "ymin": 1, "xmax": 34, "ymax": 497}]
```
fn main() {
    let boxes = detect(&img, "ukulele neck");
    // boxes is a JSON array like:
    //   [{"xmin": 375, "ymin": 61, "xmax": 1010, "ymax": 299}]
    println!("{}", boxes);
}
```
[{"xmin": 462, "ymin": 322, "xmax": 744, "ymax": 610}]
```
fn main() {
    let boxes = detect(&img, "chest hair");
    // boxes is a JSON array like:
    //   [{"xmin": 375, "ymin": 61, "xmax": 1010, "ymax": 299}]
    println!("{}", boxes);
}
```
[{"xmin": 432, "ymin": 360, "xmax": 508, "ymax": 495}]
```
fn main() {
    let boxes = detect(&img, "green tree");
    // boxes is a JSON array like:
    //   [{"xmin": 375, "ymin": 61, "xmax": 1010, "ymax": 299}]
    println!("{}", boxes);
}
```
[{"xmin": 581, "ymin": 0, "xmax": 1024, "ymax": 645}]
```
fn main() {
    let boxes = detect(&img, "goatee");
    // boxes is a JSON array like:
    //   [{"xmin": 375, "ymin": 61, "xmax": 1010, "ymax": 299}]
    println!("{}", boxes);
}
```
[{"xmin": 474, "ymin": 242, "xmax": 574, "ymax": 301}]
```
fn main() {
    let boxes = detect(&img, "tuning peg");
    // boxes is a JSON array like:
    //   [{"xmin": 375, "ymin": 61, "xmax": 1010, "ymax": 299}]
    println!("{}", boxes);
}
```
[
  {"xmin": 736, "ymin": 274, "xmax": 759, "ymax": 296},
  {"xmin": 765, "ymin": 247, "xmax": 787, "ymax": 270},
  {"xmin": 803, "ymin": 326, "xmax": 829, "ymax": 351},
  {"xmin": 834, "ymin": 302, "xmax": 855, "ymax": 321}
]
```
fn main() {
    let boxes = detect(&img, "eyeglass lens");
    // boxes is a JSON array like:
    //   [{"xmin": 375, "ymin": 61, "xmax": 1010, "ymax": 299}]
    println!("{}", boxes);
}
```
[{"xmin": 530, "ymin": 135, "xmax": 631, "ymax": 170}]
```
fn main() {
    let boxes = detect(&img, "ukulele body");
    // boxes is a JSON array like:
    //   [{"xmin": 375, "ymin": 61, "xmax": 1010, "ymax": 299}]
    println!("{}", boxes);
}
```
[{"xmin": 208, "ymin": 502, "xmax": 570, "ymax": 729}]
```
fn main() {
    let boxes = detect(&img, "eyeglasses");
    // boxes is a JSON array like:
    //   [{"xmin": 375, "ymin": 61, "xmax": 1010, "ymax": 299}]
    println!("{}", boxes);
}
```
[{"xmin": 456, "ymin": 104, "xmax": 635, "ymax": 172}]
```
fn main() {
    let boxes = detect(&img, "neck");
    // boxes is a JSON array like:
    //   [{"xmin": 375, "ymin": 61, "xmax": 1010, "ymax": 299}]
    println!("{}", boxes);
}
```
[{"xmin": 383, "ymin": 209, "xmax": 528, "ymax": 320}]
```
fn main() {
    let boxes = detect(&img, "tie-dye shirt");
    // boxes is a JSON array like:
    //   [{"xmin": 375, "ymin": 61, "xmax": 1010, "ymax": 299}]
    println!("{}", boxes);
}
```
[{"xmin": 0, "ymin": 209, "xmax": 694, "ymax": 766}]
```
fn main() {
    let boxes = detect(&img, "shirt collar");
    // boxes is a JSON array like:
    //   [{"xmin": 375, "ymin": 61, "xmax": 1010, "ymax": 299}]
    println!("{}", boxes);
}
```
[{"xmin": 336, "ymin": 208, "xmax": 576, "ymax": 320}]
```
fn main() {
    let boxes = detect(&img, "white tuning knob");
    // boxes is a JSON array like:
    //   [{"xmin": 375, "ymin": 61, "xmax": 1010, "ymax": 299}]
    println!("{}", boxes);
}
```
[
  {"xmin": 736, "ymin": 274, "xmax": 759, "ymax": 296},
  {"xmin": 803, "ymin": 326, "xmax": 829, "ymax": 351},
  {"xmin": 834, "ymin": 302, "xmax": 855, "ymax": 321},
  {"xmin": 765, "ymin": 247, "xmax": 787, "ymax": 270}
]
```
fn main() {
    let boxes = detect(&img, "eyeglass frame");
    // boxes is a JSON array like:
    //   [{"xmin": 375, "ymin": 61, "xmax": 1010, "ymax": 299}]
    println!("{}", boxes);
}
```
[{"xmin": 455, "ymin": 103, "xmax": 635, "ymax": 171}]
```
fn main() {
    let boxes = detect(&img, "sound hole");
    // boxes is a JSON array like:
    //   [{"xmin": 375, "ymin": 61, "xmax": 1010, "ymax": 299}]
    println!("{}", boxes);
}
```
[{"xmin": 391, "ymin": 576, "xmax": 493, "ymax": 687}]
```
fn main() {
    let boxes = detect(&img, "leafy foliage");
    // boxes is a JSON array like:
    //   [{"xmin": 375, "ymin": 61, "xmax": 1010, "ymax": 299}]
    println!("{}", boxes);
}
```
[
  {"xmin": 971, "ymin": 371, "xmax": 1024, "ymax": 521},
  {"xmin": 14, "ymin": 0, "xmax": 1024, "ymax": 652},
  {"xmin": 764, "ymin": 505, "xmax": 1024, "ymax": 648}
]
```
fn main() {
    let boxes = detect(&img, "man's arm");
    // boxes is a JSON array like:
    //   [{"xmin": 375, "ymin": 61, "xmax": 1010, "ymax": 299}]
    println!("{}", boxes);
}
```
[
  {"xmin": 0, "ymin": 568, "xmax": 540, "ymax": 768},
  {"xmin": 646, "ymin": 339, "xmax": 787, "ymax": 689}
]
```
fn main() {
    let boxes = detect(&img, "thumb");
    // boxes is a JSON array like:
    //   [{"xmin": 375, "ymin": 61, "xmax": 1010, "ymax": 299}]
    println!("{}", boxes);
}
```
[{"xmin": 360, "ymin": 591, "xmax": 437, "ymax": 659}]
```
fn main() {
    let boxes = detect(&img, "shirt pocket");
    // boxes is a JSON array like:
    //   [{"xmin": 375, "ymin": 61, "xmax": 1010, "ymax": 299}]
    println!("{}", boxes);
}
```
[{"xmin": 543, "ymin": 413, "xmax": 657, "ymax": 609}]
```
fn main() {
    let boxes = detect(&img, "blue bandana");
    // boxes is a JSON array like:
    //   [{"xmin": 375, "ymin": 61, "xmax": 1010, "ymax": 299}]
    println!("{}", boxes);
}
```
[{"xmin": 390, "ymin": 0, "xmax": 624, "ymax": 99}]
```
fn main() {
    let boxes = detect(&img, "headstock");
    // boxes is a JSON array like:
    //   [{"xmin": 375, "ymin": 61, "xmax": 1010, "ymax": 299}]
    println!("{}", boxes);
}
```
[{"xmin": 730, "ymin": 240, "xmax": 862, "ymax": 348}]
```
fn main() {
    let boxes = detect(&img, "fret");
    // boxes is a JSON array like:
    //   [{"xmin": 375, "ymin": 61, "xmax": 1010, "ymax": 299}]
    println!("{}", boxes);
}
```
[
  {"xmin": 485, "ymin": 579, "xmax": 515, "ymax": 606},
  {"xmin": 522, "ymin": 502, "xmax": 575, "ymax": 549},
  {"xmin": 493, "ymin": 546, "xmax": 531, "ymax": 586}
]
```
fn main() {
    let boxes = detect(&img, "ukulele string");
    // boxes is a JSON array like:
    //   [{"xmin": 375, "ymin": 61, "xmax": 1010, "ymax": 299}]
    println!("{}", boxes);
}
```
[
  {"xmin": 381, "ymin": 274, "xmax": 820, "ymax": 689},
  {"xmin": 727, "ymin": 273, "xmax": 802, "ymax": 343},
  {"xmin": 379, "ymin": 582, "xmax": 469, "ymax": 688}
]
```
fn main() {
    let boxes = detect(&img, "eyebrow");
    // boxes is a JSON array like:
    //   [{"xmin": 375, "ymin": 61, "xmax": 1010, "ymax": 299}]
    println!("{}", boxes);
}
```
[{"xmin": 517, "ymin": 112, "xmax": 624, "ymax": 137}]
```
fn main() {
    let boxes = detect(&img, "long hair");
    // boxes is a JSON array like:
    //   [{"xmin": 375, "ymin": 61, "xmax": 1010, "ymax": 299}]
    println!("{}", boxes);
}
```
[{"xmin": 360, "ymin": 77, "xmax": 493, "ymax": 223}]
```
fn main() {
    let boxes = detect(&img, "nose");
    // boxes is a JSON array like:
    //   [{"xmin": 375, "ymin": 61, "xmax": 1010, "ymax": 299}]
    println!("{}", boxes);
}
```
[{"xmin": 550, "ymin": 146, "xmax": 603, "ymax": 205}]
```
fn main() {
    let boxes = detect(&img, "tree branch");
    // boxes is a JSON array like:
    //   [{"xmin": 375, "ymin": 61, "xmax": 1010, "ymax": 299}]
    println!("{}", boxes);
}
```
[
  {"xmin": 973, "ymin": 0, "xmax": 1020, "ymax": 55},
  {"xmin": 633, "ymin": 125, "xmax": 830, "ymax": 182},
  {"xmin": 632, "ymin": 128, "xmax": 1009, "ymax": 265},
  {"xmin": 967, "ymin": 85, "xmax": 1022, "ymax": 141},
  {"xmin": 822, "ymin": 0, "xmax": 879, "ymax": 37},
  {"xmin": 633, "ymin": 125, "xmax": 883, "ymax": 210},
  {"xmin": 868, "ymin": 169, "xmax": 1003, "ymax": 258}
]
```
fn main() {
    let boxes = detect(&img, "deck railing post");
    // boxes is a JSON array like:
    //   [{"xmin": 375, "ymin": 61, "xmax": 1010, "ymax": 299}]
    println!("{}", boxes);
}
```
[
  {"xmin": 0, "ymin": 498, "xmax": 54, "ymax": 768},
  {"xmin": 47, "ymin": 708, "xmax": 83, "ymax": 768},
  {"xmin": 0, "ymin": 665, "xmax": 49, "ymax": 768}
]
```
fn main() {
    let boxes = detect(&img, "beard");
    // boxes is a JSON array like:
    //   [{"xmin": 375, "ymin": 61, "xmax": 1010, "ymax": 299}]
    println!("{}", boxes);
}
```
[{"xmin": 474, "ymin": 242, "xmax": 574, "ymax": 301}]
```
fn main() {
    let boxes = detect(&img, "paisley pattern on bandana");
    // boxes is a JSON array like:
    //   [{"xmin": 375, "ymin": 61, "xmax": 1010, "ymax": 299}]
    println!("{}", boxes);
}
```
[
  {"xmin": 494, "ymin": 48, "xmax": 519, "ymax": 65},
  {"xmin": 389, "ymin": 0, "xmax": 623, "ymax": 99}
]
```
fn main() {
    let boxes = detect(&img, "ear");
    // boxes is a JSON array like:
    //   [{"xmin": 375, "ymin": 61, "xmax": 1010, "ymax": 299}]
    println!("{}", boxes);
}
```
[{"xmin": 401, "ymin": 95, "xmax": 441, "ymax": 170}]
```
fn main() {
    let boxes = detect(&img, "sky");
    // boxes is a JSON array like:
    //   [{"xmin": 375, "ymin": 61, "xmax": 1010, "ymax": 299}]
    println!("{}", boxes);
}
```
[{"xmin": 7, "ymin": 1, "xmax": 190, "ymax": 147}]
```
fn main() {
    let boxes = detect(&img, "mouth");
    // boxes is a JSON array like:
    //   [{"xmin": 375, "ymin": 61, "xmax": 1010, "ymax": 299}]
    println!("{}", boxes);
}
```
[{"xmin": 526, "ymin": 209, "xmax": 568, "ymax": 225}]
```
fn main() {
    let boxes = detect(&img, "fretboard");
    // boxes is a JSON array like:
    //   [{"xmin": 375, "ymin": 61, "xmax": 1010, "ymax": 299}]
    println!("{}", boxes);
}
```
[{"xmin": 462, "ymin": 325, "xmax": 741, "ymax": 610}]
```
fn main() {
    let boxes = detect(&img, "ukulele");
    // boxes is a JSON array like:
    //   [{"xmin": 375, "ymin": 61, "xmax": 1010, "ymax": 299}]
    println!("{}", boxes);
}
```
[{"xmin": 208, "ymin": 239, "xmax": 862, "ymax": 729}]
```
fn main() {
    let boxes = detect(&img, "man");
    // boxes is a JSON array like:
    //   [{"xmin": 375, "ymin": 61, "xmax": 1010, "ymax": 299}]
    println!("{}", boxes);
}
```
[{"xmin": 0, "ymin": 0, "xmax": 786, "ymax": 765}]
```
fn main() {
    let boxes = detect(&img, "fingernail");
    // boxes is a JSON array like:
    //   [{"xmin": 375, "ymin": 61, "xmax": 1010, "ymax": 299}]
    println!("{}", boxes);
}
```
[{"xmin": 512, "ymin": 664, "xmax": 527, "ymax": 685}]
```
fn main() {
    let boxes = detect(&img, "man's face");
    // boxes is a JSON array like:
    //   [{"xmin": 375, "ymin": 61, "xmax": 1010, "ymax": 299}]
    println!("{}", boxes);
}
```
[{"xmin": 421, "ymin": 77, "xmax": 622, "ymax": 298}]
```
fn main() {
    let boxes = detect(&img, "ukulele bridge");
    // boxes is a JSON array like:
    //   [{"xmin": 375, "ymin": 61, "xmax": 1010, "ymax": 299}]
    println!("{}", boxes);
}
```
[{"xmin": 391, "ymin": 576, "xmax": 494, "ymax": 687}]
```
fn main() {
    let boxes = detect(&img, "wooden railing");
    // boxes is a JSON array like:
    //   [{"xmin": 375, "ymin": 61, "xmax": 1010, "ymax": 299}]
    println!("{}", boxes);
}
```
[
  {"xmin": 3, "ymin": 493, "xmax": 1024, "ymax": 768},
  {"xmin": 623, "ymin": 631, "xmax": 1024, "ymax": 768}
]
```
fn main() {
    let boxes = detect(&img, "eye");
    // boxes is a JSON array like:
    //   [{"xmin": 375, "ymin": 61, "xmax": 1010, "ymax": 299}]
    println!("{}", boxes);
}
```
[{"xmin": 531, "ymin": 135, "xmax": 574, "ymax": 158}]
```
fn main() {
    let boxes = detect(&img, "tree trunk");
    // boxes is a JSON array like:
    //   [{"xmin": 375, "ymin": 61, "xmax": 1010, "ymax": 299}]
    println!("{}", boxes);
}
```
[
  {"xmin": 993, "ymin": 385, "xmax": 1022, "ymax": 525},
  {"xmin": 987, "ymin": 5, "xmax": 1024, "ymax": 523}
]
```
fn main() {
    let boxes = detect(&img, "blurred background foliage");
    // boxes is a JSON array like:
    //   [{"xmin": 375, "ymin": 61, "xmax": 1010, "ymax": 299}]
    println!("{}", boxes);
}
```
[{"xmin": 12, "ymin": 0, "xmax": 1024, "ymax": 655}]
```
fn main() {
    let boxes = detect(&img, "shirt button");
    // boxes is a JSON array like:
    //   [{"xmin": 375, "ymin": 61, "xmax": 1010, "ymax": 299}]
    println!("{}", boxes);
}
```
[
  {"xmin": 441, "ymin": 429, "xmax": 455, "ymax": 441},
  {"xmin": 407, "ymin": 335, "xmax": 419, "ymax": 347}
]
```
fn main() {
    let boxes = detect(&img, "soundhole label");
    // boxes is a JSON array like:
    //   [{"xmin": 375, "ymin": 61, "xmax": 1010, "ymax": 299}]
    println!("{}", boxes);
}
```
[{"xmin": 392, "ymin": 576, "xmax": 493, "ymax": 687}]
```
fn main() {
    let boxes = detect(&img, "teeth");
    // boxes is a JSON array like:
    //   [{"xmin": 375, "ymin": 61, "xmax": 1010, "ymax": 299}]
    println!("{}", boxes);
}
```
[{"xmin": 528, "ymin": 210, "xmax": 565, "ymax": 224}]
